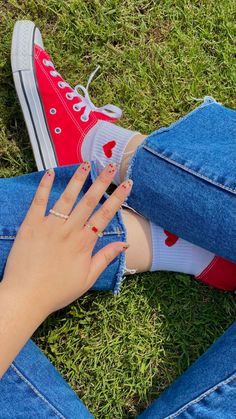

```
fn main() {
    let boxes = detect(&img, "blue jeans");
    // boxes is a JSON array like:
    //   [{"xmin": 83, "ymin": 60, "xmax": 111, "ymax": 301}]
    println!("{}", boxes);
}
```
[
  {"xmin": 0, "ymin": 98, "xmax": 235, "ymax": 416},
  {"xmin": 125, "ymin": 97, "xmax": 236, "ymax": 263},
  {"xmin": 1, "ymin": 322, "xmax": 235, "ymax": 418}
]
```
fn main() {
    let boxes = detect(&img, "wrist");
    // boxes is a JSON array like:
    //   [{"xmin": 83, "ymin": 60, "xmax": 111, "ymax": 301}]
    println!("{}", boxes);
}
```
[
  {"xmin": 0, "ymin": 279, "xmax": 48, "ymax": 378},
  {"xmin": 0, "ymin": 278, "xmax": 49, "ymax": 325}
]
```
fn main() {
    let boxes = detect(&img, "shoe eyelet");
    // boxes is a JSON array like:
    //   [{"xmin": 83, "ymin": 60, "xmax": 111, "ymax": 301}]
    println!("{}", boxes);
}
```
[
  {"xmin": 50, "ymin": 71, "xmax": 57, "ymax": 77},
  {"xmin": 54, "ymin": 127, "xmax": 61, "ymax": 134},
  {"xmin": 50, "ymin": 108, "xmax": 57, "ymax": 115},
  {"xmin": 73, "ymin": 104, "xmax": 80, "ymax": 112},
  {"xmin": 66, "ymin": 92, "xmax": 73, "ymax": 100},
  {"xmin": 81, "ymin": 114, "xmax": 89, "ymax": 122},
  {"xmin": 43, "ymin": 59, "xmax": 48, "ymax": 66},
  {"xmin": 58, "ymin": 81, "xmax": 65, "ymax": 88}
]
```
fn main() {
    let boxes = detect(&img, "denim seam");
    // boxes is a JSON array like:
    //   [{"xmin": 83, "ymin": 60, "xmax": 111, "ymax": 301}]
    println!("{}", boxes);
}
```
[
  {"xmin": 164, "ymin": 372, "xmax": 236, "ymax": 419},
  {"xmin": 10, "ymin": 363, "xmax": 66, "ymax": 419},
  {"xmin": 113, "ymin": 209, "xmax": 128, "ymax": 295},
  {"xmin": 143, "ymin": 145, "xmax": 236, "ymax": 194}
]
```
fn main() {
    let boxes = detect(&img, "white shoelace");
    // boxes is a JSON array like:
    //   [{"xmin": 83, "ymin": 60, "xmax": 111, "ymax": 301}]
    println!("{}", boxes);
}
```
[{"xmin": 43, "ymin": 60, "xmax": 122, "ymax": 122}]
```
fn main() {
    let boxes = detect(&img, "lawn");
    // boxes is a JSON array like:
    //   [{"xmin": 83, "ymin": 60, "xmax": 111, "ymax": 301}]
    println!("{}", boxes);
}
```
[{"xmin": 0, "ymin": 0, "xmax": 235, "ymax": 418}]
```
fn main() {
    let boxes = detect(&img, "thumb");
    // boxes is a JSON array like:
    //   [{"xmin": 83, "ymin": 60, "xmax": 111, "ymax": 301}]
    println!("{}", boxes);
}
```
[{"xmin": 87, "ymin": 242, "xmax": 129, "ymax": 285}]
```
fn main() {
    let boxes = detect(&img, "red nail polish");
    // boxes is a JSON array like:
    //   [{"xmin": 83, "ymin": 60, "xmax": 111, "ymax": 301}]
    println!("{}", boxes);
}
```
[
  {"xmin": 121, "ymin": 179, "xmax": 133, "ymax": 189},
  {"xmin": 46, "ymin": 169, "xmax": 54, "ymax": 176},
  {"xmin": 81, "ymin": 161, "xmax": 90, "ymax": 172},
  {"xmin": 108, "ymin": 162, "xmax": 116, "ymax": 174},
  {"xmin": 122, "ymin": 243, "xmax": 130, "ymax": 250}
]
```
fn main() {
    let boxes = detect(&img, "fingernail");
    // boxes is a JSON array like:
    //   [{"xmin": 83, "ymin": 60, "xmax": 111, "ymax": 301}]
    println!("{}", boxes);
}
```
[
  {"xmin": 121, "ymin": 179, "xmax": 133, "ymax": 190},
  {"xmin": 107, "ymin": 162, "xmax": 116, "ymax": 174},
  {"xmin": 46, "ymin": 168, "xmax": 54, "ymax": 177},
  {"xmin": 81, "ymin": 161, "xmax": 91, "ymax": 172},
  {"xmin": 122, "ymin": 243, "xmax": 130, "ymax": 250}
]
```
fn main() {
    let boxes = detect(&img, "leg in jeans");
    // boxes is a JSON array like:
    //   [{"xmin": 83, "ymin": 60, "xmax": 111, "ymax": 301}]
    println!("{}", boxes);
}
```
[
  {"xmin": 89, "ymin": 98, "xmax": 236, "ymax": 291},
  {"xmin": 92, "ymin": 97, "xmax": 236, "ymax": 263},
  {"xmin": 0, "ymin": 163, "xmax": 235, "ymax": 417},
  {"xmin": 0, "ymin": 339, "xmax": 94, "ymax": 418},
  {"xmin": 0, "ymin": 166, "xmax": 235, "ymax": 418},
  {"xmin": 138, "ymin": 321, "xmax": 236, "ymax": 418}
]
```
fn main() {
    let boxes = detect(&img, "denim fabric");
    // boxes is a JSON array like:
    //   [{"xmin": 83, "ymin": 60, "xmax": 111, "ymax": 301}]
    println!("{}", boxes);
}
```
[
  {"xmin": 1, "ymin": 323, "xmax": 235, "ymax": 418},
  {"xmin": 0, "ymin": 339, "xmax": 93, "ymax": 418},
  {"xmin": 125, "ymin": 97, "xmax": 236, "ymax": 262},
  {"xmin": 1, "ymin": 99, "xmax": 236, "ymax": 417},
  {"xmin": 138, "ymin": 321, "xmax": 236, "ymax": 419},
  {"xmin": 0, "ymin": 163, "xmax": 127, "ymax": 294}
]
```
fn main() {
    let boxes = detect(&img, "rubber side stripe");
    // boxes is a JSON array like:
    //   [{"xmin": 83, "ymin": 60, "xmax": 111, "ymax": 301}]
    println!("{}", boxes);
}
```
[
  {"xmin": 19, "ymin": 70, "xmax": 46, "ymax": 170},
  {"xmin": 32, "ymin": 25, "xmax": 58, "ymax": 166}
]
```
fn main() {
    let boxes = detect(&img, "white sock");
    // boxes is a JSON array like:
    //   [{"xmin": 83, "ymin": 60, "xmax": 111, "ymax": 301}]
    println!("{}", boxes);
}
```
[
  {"xmin": 81, "ymin": 120, "xmax": 139, "ymax": 184},
  {"xmin": 150, "ymin": 222, "xmax": 215, "ymax": 276}
]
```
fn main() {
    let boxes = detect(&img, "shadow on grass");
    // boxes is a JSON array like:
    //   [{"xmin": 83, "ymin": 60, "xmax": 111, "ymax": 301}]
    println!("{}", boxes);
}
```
[
  {"xmin": 34, "ymin": 272, "xmax": 236, "ymax": 418},
  {"xmin": 120, "ymin": 273, "xmax": 236, "ymax": 418}
]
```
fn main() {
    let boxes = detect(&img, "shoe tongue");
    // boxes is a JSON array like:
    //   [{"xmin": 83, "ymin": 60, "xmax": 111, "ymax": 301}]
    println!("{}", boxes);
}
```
[
  {"xmin": 35, "ymin": 44, "xmax": 83, "ymax": 102},
  {"xmin": 35, "ymin": 44, "xmax": 54, "ymax": 63},
  {"xmin": 34, "ymin": 27, "xmax": 44, "ymax": 49}
]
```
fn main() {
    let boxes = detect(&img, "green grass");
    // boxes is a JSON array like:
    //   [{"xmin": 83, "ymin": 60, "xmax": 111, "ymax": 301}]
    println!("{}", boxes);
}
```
[{"xmin": 0, "ymin": 1, "xmax": 236, "ymax": 417}]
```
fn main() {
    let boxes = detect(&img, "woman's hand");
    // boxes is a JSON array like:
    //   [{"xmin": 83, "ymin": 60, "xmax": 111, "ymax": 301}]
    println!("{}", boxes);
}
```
[
  {"xmin": 0, "ymin": 162, "xmax": 132, "ymax": 377},
  {"xmin": 2, "ymin": 162, "xmax": 132, "ymax": 318}
]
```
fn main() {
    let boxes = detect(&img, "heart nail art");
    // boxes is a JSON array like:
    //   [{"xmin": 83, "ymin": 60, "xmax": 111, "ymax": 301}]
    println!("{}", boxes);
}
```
[
  {"xmin": 103, "ymin": 140, "xmax": 116, "ymax": 158},
  {"xmin": 164, "ymin": 230, "xmax": 179, "ymax": 247}
]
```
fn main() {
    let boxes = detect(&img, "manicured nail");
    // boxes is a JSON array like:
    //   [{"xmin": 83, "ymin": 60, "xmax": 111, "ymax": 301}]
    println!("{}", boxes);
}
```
[
  {"xmin": 81, "ymin": 161, "xmax": 91, "ymax": 172},
  {"xmin": 122, "ymin": 243, "xmax": 130, "ymax": 250},
  {"xmin": 107, "ymin": 162, "xmax": 116, "ymax": 174},
  {"xmin": 121, "ymin": 179, "xmax": 133, "ymax": 190},
  {"xmin": 46, "ymin": 168, "xmax": 54, "ymax": 177}
]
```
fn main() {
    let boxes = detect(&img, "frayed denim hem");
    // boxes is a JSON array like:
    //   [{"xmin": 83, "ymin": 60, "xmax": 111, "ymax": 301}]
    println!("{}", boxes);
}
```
[
  {"xmin": 112, "ymin": 206, "xmax": 128, "ymax": 295},
  {"xmin": 146, "ymin": 96, "xmax": 219, "ymax": 142},
  {"xmin": 90, "ymin": 161, "xmax": 128, "ymax": 296}
]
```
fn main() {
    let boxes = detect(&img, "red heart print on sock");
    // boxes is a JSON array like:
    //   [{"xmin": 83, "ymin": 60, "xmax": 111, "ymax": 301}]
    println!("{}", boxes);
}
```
[
  {"xmin": 164, "ymin": 230, "xmax": 179, "ymax": 247},
  {"xmin": 103, "ymin": 140, "xmax": 116, "ymax": 158}
]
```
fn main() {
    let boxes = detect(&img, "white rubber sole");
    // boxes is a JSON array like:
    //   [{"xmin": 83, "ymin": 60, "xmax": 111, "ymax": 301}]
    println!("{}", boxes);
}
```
[{"xmin": 11, "ymin": 20, "xmax": 58, "ymax": 170}]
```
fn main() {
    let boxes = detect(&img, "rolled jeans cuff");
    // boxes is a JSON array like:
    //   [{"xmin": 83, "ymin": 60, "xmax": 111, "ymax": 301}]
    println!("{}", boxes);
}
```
[{"xmin": 125, "ymin": 97, "xmax": 236, "ymax": 262}]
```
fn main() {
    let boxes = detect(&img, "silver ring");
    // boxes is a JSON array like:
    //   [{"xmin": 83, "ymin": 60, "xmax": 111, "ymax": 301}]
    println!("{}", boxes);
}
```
[{"xmin": 49, "ymin": 209, "xmax": 69, "ymax": 220}]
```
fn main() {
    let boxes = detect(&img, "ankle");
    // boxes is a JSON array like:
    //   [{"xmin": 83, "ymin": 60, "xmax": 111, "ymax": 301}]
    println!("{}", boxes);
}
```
[
  {"xmin": 120, "ymin": 133, "xmax": 147, "ymax": 182},
  {"xmin": 121, "ymin": 208, "xmax": 152, "ymax": 273}
]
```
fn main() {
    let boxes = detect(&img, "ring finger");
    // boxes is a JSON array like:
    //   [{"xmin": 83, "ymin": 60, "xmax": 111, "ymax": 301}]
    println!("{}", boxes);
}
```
[
  {"xmin": 84, "ymin": 179, "xmax": 133, "ymax": 243},
  {"xmin": 67, "ymin": 162, "xmax": 117, "ymax": 229}
]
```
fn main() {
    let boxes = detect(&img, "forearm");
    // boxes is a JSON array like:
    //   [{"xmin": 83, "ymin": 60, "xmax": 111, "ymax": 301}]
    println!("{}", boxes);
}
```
[{"xmin": 0, "ymin": 281, "xmax": 46, "ymax": 378}]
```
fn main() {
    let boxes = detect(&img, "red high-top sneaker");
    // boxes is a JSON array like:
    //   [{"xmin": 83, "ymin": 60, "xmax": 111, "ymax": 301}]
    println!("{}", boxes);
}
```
[{"xmin": 11, "ymin": 20, "xmax": 122, "ymax": 170}]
